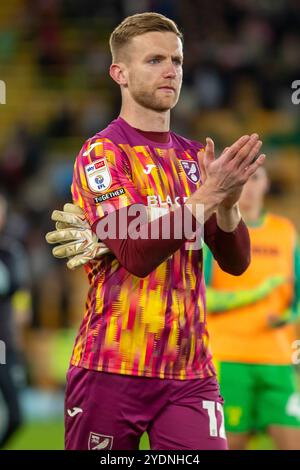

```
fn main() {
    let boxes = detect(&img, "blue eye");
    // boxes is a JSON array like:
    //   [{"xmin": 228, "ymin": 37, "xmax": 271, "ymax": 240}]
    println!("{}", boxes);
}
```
[{"xmin": 149, "ymin": 58, "xmax": 160, "ymax": 64}]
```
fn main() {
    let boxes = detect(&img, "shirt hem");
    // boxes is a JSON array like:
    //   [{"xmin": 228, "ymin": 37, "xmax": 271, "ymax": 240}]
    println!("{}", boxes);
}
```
[{"xmin": 70, "ymin": 360, "xmax": 216, "ymax": 380}]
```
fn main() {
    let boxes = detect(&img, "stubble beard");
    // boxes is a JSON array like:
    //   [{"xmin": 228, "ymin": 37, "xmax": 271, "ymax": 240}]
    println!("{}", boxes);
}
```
[{"xmin": 131, "ymin": 85, "xmax": 179, "ymax": 112}]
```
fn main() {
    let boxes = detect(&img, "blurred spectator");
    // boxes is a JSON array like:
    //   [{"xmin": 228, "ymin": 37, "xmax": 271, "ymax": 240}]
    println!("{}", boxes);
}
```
[
  {"xmin": 0, "ymin": 191, "xmax": 32, "ymax": 448},
  {"xmin": 0, "ymin": 124, "xmax": 43, "ymax": 198}
]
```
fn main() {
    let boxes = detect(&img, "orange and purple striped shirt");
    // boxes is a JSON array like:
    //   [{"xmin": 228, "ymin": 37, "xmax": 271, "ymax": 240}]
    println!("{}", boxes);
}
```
[{"xmin": 70, "ymin": 117, "xmax": 217, "ymax": 379}]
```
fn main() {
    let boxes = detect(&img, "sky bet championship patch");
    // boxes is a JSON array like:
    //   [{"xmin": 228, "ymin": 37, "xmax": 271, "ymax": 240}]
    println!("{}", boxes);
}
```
[
  {"xmin": 84, "ymin": 158, "xmax": 112, "ymax": 193},
  {"xmin": 94, "ymin": 187, "xmax": 126, "ymax": 204}
]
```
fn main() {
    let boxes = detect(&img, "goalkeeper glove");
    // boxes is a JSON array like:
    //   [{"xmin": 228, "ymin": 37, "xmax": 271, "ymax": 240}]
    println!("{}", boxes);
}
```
[
  {"xmin": 46, "ymin": 203, "xmax": 170, "ymax": 270},
  {"xmin": 45, "ymin": 203, "xmax": 110, "ymax": 269}
]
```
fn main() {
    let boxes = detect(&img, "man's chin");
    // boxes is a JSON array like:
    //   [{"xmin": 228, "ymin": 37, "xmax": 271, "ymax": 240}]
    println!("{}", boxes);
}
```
[
  {"xmin": 133, "ymin": 93, "xmax": 177, "ymax": 112},
  {"xmin": 144, "ymin": 103, "xmax": 172, "ymax": 112},
  {"xmin": 151, "ymin": 98, "xmax": 178, "ymax": 112}
]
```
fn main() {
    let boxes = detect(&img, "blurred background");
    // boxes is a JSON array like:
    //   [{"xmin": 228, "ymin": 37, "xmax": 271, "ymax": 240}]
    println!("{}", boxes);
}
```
[{"xmin": 0, "ymin": 0, "xmax": 299, "ymax": 450}]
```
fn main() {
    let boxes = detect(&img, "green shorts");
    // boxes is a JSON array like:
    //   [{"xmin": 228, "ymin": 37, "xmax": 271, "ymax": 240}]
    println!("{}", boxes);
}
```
[{"xmin": 217, "ymin": 362, "xmax": 300, "ymax": 433}]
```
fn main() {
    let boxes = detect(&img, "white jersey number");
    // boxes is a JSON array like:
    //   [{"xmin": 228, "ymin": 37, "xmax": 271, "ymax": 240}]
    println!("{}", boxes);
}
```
[{"xmin": 202, "ymin": 400, "xmax": 226, "ymax": 439}]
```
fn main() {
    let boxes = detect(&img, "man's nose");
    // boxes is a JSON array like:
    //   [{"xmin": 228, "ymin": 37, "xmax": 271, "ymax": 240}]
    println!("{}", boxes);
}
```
[{"xmin": 163, "ymin": 60, "xmax": 177, "ymax": 78}]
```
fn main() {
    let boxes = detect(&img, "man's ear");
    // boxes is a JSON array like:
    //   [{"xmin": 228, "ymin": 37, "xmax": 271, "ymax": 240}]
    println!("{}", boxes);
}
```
[{"xmin": 109, "ymin": 63, "xmax": 128, "ymax": 87}]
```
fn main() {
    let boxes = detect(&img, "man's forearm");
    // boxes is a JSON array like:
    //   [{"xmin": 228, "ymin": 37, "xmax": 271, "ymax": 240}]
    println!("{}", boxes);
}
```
[
  {"xmin": 186, "ymin": 184, "xmax": 241, "ymax": 232},
  {"xmin": 204, "ymin": 214, "xmax": 251, "ymax": 276},
  {"xmin": 93, "ymin": 206, "xmax": 197, "ymax": 278},
  {"xmin": 216, "ymin": 203, "xmax": 241, "ymax": 232},
  {"xmin": 207, "ymin": 275, "xmax": 287, "ymax": 313},
  {"xmin": 185, "ymin": 182, "xmax": 224, "ymax": 223}
]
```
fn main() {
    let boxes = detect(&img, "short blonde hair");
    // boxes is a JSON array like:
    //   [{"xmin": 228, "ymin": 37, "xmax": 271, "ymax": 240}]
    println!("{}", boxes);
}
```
[{"xmin": 109, "ymin": 12, "xmax": 183, "ymax": 62}]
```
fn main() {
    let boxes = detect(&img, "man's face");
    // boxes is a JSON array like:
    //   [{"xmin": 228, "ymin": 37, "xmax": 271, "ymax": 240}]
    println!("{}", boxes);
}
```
[
  {"xmin": 239, "ymin": 166, "xmax": 269, "ymax": 211},
  {"xmin": 122, "ymin": 31, "xmax": 183, "ymax": 112}
]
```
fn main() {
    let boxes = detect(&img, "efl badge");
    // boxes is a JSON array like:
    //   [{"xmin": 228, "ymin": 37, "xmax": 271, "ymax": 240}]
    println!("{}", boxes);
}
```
[
  {"xmin": 180, "ymin": 160, "xmax": 200, "ymax": 183},
  {"xmin": 84, "ymin": 159, "xmax": 112, "ymax": 193},
  {"xmin": 88, "ymin": 432, "xmax": 114, "ymax": 450}
]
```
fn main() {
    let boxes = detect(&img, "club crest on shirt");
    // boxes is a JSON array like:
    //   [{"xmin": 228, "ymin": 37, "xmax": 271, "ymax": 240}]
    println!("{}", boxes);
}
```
[
  {"xmin": 180, "ymin": 160, "xmax": 200, "ymax": 183},
  {"xmin": 88, "ymin": 432, "xmax": 114, "ymax": 450},
  {"xmin": 84, "ymin": 158, "xmax": 112, "ymax": 193}
]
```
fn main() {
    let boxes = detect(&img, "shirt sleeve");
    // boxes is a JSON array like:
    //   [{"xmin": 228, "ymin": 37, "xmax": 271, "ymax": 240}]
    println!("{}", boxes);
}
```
[
  {"xmin": 71, "ymin": 137, "xmax": 145, "ymax": 227},
  {"xmin": 204, "ymin": 213, "xmax": 251, "ymax": 276}
]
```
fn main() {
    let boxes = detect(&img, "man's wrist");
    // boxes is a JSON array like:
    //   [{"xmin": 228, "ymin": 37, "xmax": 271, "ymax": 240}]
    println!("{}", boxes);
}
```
[
  {"xmin": 216, "ymin": 203, "xmax": 241, "ymax": 232},
  {"xmin": 186, "ymin": 182, "xmax": 224, "ymax": 223}
]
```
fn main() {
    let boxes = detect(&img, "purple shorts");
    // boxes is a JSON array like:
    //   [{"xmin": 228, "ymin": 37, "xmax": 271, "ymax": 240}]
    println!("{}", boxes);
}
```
[{"xmin": 65, "ymin": 366, "xmax": 228, "ymax": 450}]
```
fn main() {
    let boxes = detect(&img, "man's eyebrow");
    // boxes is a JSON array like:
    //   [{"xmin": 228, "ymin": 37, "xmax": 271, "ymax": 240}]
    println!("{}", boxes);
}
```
[
  {"xmin": 145, "ymin": 53, "xmax": 183, "ymax": 61},
  {"xmin": 145, "ymin": 53, "xmax": 165, "ymax": 60},
  {"xmin": 173, "ymin": 54, "xmax": 184, "ymax": 62}
]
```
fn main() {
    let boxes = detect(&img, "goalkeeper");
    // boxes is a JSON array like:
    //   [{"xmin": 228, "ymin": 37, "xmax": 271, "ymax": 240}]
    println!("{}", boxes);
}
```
[{"xmin": 45, "ymin": 12, "xmax": 266, "ymax": 451}]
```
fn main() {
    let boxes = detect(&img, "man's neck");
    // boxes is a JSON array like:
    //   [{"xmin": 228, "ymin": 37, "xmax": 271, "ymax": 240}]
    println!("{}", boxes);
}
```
[{"xmin": 120, "ymin": 103, "xmax": 170, "ymax": 132}]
